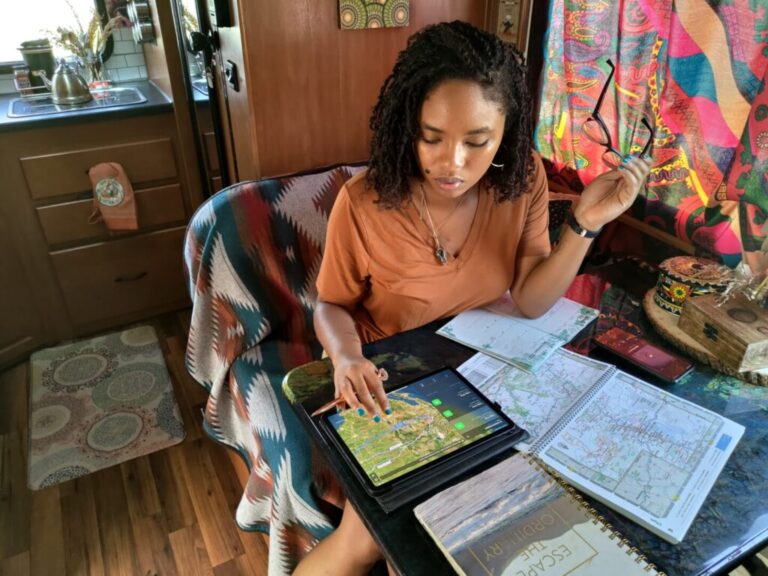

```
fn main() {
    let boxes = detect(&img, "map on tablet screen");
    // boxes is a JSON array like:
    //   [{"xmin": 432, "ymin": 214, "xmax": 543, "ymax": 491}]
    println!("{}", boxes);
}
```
[{"xmin": 326, "ymin": 368, "xmax": 511, "ymax": 487}]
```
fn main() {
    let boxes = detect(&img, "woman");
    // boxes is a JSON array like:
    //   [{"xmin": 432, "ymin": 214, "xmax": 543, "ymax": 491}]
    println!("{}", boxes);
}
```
[{"xmin": 296, "ymin": 20, "xmax": 651, "ymax": 575}]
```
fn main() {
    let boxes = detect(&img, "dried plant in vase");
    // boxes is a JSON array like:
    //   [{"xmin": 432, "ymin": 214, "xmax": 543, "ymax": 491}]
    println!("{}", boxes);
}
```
[{"xmin": 48, "ymin": 0, "xmax": 123, "ymax": 86}]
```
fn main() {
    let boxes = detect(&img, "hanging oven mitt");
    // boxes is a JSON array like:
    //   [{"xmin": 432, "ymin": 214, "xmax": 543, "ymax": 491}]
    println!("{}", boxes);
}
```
[{"xmin": 87, "ymin": 162, "xmax": 139, "ymax": 231}]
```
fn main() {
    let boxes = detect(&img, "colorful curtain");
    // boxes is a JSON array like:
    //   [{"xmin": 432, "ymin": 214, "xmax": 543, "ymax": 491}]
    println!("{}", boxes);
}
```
[
  {"xmin": 535, "ymin": 0, "xmax": 768, "ymax": 264},
  {"xmin": 723, "ymin": 64, "xmax": 768, "ymax": 272}
]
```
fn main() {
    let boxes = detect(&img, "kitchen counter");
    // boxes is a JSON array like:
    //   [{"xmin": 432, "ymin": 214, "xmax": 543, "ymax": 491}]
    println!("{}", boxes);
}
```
[
  {"xmin": 193, "ymin": 86, "xmax": 210, "ymax": 103},
  {"xmin": 0, "ymin": 80, "xmax": 172, "ymax": 132},
  {"xmin": 191, "ymin": 75, "xmax": 210, "ymax": 103}
]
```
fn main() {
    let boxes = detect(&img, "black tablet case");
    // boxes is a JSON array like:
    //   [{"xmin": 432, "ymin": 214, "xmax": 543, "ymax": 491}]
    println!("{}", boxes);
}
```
[{"xmin": 316, "ymin": 370, "xmax": 525, "ymax": 513}]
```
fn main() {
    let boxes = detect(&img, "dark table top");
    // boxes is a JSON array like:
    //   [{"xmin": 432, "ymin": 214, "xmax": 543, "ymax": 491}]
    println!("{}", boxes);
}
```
[{"xmin": 283, "ymin": 282, "xmax": 768, "ymax": 576}]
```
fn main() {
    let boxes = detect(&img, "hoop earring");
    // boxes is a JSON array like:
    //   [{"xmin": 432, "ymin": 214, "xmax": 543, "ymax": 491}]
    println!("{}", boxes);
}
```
[{"xmin": 491, "ymin": 161, "xmax": 505, "ymax": 169}]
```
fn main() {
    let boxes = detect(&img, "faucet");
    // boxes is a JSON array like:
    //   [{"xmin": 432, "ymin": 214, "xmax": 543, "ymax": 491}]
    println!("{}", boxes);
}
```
[{"xmin": 35, "ymin": 59, "xmax": 92, "ymax": 105}]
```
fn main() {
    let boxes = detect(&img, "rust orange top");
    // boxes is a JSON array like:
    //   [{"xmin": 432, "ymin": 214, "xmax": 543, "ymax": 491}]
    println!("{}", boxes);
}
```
[{"xmin": 317, "ymin": 153, "xmax": 551, "ymax": 343}]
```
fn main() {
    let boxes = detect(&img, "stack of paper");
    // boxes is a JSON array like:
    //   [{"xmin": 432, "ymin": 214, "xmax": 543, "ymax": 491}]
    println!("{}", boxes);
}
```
[{"xmin": 437, "ymin": 295, "xmax": 599, "ymax": 372}]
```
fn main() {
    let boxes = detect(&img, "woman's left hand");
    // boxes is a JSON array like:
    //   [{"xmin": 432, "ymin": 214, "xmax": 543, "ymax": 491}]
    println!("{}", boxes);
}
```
[{"xmin": 573, "ymin": 156, "xmax": 653, "ymax": 232}]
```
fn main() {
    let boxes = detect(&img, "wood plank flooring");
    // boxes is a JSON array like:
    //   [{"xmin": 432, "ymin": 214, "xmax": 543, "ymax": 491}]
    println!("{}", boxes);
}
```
[{"xmin": 0, "ymin": 310, "xmax": 269, "ymax": 576}]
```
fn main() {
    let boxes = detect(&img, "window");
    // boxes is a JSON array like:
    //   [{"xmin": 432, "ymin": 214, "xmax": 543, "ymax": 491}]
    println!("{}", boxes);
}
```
[{"xmin": 0, "ymin": 0, "xmax": 100, "ymax": 64}]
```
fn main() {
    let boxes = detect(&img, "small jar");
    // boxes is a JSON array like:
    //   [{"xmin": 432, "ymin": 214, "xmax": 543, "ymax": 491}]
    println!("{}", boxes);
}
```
[
  {"xmin": 83, "ymin": 51, "xmax": 111, "ymax": 88},
  {"xmin": 13, "ymin": 66, "xmax": 33, "ymax": 96}
]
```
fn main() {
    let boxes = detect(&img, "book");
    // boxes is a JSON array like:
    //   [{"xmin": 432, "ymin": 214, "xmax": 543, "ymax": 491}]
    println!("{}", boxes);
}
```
[
  {"xmin": 459, "ymin": 348, "xmax": 611, "ymax": 452},
  {"xmin": 458, "ymin": 350, "xmax": 745, "ymax": 544},
  {"xmin": 414, "ymin": 453, "xmax": 662, "ymax": 576},
  {"xmin": 437, "ymin": 295, "xmax": 599, "ymax": 372}
]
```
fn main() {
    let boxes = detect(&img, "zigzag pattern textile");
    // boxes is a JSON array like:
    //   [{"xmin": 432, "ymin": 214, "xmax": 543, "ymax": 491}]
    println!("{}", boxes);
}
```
[
  {"xmin": 535, "ymin": 0, "xmax": 768, "ymax": 263},
  {"xmin": 183, "ymin": 165, "xmax": 364, "ymax": 575}
]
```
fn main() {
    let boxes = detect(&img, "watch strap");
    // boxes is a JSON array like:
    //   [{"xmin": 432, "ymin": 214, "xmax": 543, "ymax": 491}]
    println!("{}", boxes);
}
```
[{"xmin": 567, "ymin": 212, "xmax": 602, "ymax": 239}]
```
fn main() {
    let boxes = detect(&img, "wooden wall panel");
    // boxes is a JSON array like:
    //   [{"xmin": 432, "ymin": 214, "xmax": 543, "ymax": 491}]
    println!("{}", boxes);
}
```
[{"xmin": 235, "ymin": 0, "xmax": 487, "ymax": 177}]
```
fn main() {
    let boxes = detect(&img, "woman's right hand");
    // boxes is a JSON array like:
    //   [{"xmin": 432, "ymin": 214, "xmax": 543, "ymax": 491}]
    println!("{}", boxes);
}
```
[{"xmin": 333, "ymin": 353, "xmax": 391, "ymax": 419}]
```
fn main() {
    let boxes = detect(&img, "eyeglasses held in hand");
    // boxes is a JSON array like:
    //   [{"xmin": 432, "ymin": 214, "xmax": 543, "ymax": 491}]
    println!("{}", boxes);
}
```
[{"xmin": 581, "ymin": 59, "xmax": 655, "ymax": 168}]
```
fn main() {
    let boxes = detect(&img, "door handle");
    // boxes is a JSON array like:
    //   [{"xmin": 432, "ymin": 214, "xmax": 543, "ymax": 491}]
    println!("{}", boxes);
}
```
[{"xmin": 225, "ymin": 60, "xmax": 239, "ymax": 92}]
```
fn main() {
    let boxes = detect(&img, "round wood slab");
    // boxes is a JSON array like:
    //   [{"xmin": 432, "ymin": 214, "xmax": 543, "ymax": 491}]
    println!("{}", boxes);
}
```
[{"xmin": 643, "ymin": 289, "xmax": 768, "ymax": 386}]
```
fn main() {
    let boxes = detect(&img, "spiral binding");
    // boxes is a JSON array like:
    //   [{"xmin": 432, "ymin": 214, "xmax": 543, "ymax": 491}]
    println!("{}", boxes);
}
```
[
  {"xmin": 522, "ymin": 453, "xmax": 666, "ymax": 576},
  {"xmin": 529, "ymin": 367, "xmax": 616, "ymax": 455}
]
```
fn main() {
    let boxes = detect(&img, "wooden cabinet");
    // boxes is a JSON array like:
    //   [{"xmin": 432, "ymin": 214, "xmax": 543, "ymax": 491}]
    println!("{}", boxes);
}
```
[
  {"xmin": 0, "ymin": 112, "xmax": 198, "ymax": 369},
  {"xmin": 51, "ymin": 227, "xmax": 188, "ymax": 331},
  {"xmin": 20, "ymin": 138, "xmax": 178, "ymax": 200},
  {"xmin": 37, "ymin": 184, "xmax": 186, "ymax": 246},
  {"xmin": 0, "ymin": 211, "xmax": 44, "ymax": 366}
]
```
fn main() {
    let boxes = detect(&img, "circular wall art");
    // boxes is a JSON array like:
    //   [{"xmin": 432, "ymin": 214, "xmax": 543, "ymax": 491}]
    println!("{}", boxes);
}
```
[{"xmin": 339, "ymin": 0, "xmax": 410, "ymax": 30}]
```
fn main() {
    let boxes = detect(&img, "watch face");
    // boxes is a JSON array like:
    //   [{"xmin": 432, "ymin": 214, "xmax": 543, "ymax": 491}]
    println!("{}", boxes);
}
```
[{"xmin": 95, "ymin": 177, "xmax": 125, "ymax": 207}]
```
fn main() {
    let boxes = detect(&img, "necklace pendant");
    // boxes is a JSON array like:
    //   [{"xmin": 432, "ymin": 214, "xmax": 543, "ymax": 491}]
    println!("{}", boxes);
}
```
[{"xmin": 435, "ymin": 247, "xmax": 448, "ymax": 265}]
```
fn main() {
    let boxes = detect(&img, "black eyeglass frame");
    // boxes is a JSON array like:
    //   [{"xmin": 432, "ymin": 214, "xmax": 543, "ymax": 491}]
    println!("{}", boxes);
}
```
[{"xmin": 583, "ymin": 59, "xmax": 655, "ymax": 164}]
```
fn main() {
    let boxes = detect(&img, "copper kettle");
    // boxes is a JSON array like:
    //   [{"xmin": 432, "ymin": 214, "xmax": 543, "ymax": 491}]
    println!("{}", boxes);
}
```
[{"xmin": 37, "ymin": 59, "xmax": 93, "ymax": 105}]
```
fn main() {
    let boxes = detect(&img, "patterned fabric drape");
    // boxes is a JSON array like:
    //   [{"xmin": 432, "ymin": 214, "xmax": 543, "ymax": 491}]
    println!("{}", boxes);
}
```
[
  {"xmin": 183, "ymin": 165, "xmax": 364, "ymax": 575},
  {"xmin": 535, "ymin": 0, "xmax": 768, "ymax": 263},
  {"xmin": 723, "ymin": 64, "xmax": 768, "ymax": 272}
]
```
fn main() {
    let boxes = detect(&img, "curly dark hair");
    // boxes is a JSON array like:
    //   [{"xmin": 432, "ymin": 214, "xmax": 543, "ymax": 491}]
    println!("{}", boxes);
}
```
[{"xmin": 367, "ymin": 20, "xmax": 534, "ymax": 208}]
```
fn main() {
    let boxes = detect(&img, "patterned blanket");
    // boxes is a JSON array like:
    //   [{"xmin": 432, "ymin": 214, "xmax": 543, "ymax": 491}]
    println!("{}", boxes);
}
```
[
  {"xmin": 535, "ymin": 0, "xmax": 768, "ymax": 264},
  {"xmin": 183, "ymin": 165, "xmax": 364, "ymax": 575}
]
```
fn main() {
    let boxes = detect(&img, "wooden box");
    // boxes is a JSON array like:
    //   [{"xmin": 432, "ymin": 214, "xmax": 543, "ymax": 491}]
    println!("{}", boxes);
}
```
[{"xmin": 679, "ymin": 293, "xmax": 768, "ymax": 372}]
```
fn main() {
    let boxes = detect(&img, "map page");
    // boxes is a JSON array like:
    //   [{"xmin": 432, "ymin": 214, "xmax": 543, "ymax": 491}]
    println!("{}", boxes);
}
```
[
  {"xmin": 326, "ymin": 369, "xmax": 510, "ymax": 487},
  {"xmin": 459, "ymin": 349, "xmax": 613, "ymax": 451},
  {"xmin": 437, "ymin": 296, "xmax": 599, "ymax": 372},
  {"xmin": 538, "ymin": 371, "xmax": 745, "ymax": 543}
]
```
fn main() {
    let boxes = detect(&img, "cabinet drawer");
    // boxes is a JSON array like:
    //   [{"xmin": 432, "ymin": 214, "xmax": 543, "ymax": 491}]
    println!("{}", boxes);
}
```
[
  {"xmin": 21, "ymin": 138, "xmax": 177, "ymax": 200},
  {"xmin": 51, "ymin": 227, "xmax": 189, "ymax": 329},
  {"xmin": 37, "ymin": 184, "xmax": 187, "ymax": 246}
]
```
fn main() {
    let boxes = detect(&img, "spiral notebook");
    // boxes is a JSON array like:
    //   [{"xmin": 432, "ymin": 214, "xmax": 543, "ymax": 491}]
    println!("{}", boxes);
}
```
[
  {"xmin": 458, "ymin": 350, "xmax": 745, "ymax": 544},
  {"xmin": 414, "ymin": 453, "xmax": 662, "ymax": 576}
]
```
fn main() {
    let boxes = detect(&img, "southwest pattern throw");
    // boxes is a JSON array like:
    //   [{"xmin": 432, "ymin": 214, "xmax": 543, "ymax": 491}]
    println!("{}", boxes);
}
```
[{"xmin": 183, "ymin": 165, "xmax": 364, "ymax": 575}]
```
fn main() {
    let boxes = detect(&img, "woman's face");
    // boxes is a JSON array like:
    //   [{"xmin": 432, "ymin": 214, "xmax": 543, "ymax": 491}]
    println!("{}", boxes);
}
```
[{"xmin": 415, "ymin": 79, "xmax": 506, "ymax": 199}]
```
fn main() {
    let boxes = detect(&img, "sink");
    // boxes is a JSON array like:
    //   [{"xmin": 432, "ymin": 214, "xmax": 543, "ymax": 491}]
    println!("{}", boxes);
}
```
[
  {"xmin": 191, "ymin": 77, "xmax": 209, "ymax": 97},
  {"xmin": 8, "ymin": 86, "xmax": 148, "ymax": 118}
]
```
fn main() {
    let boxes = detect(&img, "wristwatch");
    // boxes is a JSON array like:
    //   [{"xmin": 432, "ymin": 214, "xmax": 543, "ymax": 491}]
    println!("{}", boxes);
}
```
[{"xmin": 567, "ymin": 212, "xmax": 602, "ymax": 239}]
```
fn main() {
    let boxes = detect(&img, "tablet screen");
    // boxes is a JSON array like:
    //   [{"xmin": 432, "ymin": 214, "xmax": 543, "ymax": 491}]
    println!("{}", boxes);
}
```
[{"xmin": 324, "ymin": 367, "xmax": 512, "ymax": 487}]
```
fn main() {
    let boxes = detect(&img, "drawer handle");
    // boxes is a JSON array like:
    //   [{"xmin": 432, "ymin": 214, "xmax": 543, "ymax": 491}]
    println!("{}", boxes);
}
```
[{"xmin": 114, "ymin": 271, "xmax": 148, "ymax": 283}]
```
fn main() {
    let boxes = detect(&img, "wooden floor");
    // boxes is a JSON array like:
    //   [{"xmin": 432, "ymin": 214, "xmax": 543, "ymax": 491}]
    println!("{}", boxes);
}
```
[{"xmin": 0, "ymin": 309, "xmax": 270, "ymax": 576}]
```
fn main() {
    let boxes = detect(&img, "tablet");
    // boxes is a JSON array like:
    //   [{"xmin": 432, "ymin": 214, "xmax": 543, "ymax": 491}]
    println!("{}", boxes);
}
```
[{"xmin": 318, "ymin": 367, "xmax": 523, "ymax": 511}]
